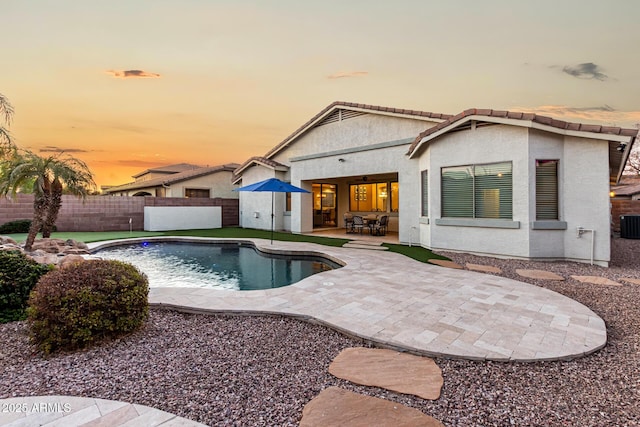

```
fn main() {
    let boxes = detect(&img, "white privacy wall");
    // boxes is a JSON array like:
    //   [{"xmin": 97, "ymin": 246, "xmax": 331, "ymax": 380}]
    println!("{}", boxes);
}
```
[{"xmin": 144, "ymin": 206, "xmax": 222, "ymax": 231}]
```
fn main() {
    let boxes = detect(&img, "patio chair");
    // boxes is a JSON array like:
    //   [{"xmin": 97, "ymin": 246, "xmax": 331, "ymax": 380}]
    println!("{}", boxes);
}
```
[
  {"xmin": 371, "ymin": 215, "xmax": 388, "ymax": 236},
  {"xmin": 351, "ymin": 215, "xmax": 365, "ymax": 234},
  {"xmin": 344, "ymin": 212, "xmax": 354, "ymax": 233}
]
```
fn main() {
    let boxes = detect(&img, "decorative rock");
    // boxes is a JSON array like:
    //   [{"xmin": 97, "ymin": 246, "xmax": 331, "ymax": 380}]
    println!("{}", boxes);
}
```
[
  {"xmin": 59, "ymin": 254, "xmax": 86, "ymax": 269},
  {"xmin": 328, "ymin": 347, "xmax": 443, "ymax": 400},
  {"xmin": 515, "ymin": 269, "xmax": 565, "ymax": 281},
  {"xmin": 570, "ymin": 276, "xmax": 623, "ymax": 287},
  {"xmin": 428, "ymin": 259, "xmax": 463, "ymax": 269},
  {"xmin": 621, "ymin": 278, "xmax": 640, "ymax": 285},
  {"xmin": 63, "ymin": 248, "xmax": 91, "ymax": 255},
  {"xmin": 466, "ymin": 263, "xmax": 502, "ymax": 274},
  {"xmin": 29, "ymin": 253, "xmax": 59, "ymax": 265},
  {"xmin": 300, "ymin": 387, "xmax": 444, "ymax": 427},
  {"xmin": 0, "ymin": 236, "xmax": 17, "ymax": 245},
  {"xmin": 4, "ymin": 238, "xmax": 92, "ymax": 265}
]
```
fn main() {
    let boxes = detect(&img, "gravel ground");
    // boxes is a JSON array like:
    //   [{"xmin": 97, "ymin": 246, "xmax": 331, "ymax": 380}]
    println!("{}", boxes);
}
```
[{"xmin": 1, "ymin": 238, "xmax": 639, "ymax": 426}]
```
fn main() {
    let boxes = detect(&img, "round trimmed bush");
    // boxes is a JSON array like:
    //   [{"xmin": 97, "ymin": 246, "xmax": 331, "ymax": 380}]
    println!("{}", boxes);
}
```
[
  {"xmin": 27, "ymin": 260, "xmax": 149, "ymax": 354},
  {"xmin": 0, "ymin": 250, "xmax": 53, "ymax": 323}
]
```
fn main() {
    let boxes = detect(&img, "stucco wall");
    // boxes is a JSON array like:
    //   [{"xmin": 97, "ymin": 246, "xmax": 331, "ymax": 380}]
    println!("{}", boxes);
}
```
[
  {"xmin": 416, "ymin": 124, "xmax": 612, "ymax": 265},
  {"xmin": 422, "ymin": 125, "xmax": 531, "ymax": 257},
  {"xmin": 275, "ymin": 113, "xmax": 438, "ymax": 160},
  {"xmin": 237, "ymin": 167, "xmax": 291, "ymax": 232},
  {"xmin": 144, "ymin": 206, "xmax": 222, "ymax": 231},
  {"xmin": 276, "ymin": 113, "xmax": 437, "ymax": 235},
  {"xmin": 560, "ymin": 136, "xmax": 611, "ymax": 264}
]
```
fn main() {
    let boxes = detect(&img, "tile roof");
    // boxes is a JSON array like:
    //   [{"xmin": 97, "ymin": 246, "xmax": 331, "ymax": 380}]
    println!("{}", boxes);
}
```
[
  {"xmin": 611, "ymin": 182, "xmax": 640, "ymax": 196},
  {"xmin": 263, "ymin": 101, "xmax": 452, "ymax": 159},
  {"xmin": 232, "ymin": 157, "xmax": 288, "ymax": 182},
  {"xmin": 104, "ymin": 163, "xmax": 239, "ymax": 193},
  {"xmin": 131, "ymin": 163, "xmax": 200, "ymax": 178},
  {"xmin": 408, "ymin": 108, "xmax": 638, "ymax": 155}
]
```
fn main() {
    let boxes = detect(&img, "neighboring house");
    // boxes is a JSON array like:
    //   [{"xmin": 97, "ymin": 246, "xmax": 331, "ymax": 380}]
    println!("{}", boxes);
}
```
[
  {"xmin": 103, "ymin": 163, "xmax": 240, "ymax": 198},
  {"xmin": 233, "ymin": 102, "xmax": 637, "ymax": 266},
  {"xmin": 611, "ymin": 176, "xmax": 640, "ymax": 200}
]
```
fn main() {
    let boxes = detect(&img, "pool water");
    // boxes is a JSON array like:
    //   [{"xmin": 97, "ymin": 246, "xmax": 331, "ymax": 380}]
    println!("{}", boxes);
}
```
[{"xmin": 95, "ymin": 241, "xmax": 339, "ymax": 290}]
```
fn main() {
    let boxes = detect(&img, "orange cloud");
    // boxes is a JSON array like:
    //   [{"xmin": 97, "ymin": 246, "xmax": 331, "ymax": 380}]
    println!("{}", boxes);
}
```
[
  {"xmin": 513, "ymin": 105, "xmax": 640, "ymax": 128},
  {"xmin": 327, "ymin": 71, "xmax": 368, "ymax": 79},
  {"xmin": 106, "ymin": 69, "xmax": 161, "ymax": 79}
]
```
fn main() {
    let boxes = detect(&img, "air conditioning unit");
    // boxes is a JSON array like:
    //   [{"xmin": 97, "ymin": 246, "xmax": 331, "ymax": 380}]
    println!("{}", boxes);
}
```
[{"xmin": 620, "ymin": 215, "xmax": 640, "ymax": 239}]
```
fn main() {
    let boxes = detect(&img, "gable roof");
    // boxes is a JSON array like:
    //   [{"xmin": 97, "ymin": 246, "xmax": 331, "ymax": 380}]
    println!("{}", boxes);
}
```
[
  {"xmin": 407, "ymin": 108, "xmax": 638, "ymax": 184},
  {"xmin": 104, "ymin": 163, "xmax": 240, "ymax": 194},
  {"xmin": 232, "ymin": 157, "xmax": 288, "ymax": 184},
  {"xmin": 262, "ymin": 101, "xmax": 452, "ymax": 160},
  {"xmin": 131, "ymin": 163, "xmax": 200, "ymax": 179}
]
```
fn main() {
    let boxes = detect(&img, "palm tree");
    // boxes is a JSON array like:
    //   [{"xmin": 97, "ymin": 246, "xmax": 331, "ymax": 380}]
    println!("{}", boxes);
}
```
[
  {"xmin": 0, "ymin": 150, "xmax": 96, "ymax": 250},
  {"xmin": 0, "ymin": 92, "xmax": 15, "ymax": 157}
]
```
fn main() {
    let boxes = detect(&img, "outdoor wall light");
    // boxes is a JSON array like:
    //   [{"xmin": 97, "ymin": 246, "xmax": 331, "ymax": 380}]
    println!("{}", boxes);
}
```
[
  {"xmin": 338, "ymin": 158, "xmax": 345, "ymax": 162},
  {"xmin": 616, "ymin": 143, "xmax": 627, "ymax": 152}
]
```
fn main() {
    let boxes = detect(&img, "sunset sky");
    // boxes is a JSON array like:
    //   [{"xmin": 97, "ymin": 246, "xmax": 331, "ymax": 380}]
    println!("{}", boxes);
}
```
[{"xmin": 2, "ymin": 0, "xmax": 639, "ymax": 188}]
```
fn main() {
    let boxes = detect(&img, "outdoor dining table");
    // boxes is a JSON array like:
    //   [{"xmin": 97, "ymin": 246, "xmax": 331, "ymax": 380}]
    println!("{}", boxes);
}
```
[{"xmin": 363, "ymin": 214, "xmax": 378, "ymax": 233}]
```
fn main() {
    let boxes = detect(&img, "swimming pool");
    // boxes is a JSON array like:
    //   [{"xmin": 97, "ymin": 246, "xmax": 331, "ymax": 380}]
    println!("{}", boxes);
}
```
[{"xmin": 95, "ymin": 241, "xmax": 340, "ymax": 290}]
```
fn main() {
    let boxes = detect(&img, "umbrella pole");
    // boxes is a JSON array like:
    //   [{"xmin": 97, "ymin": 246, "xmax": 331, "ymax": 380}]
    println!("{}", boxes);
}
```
[{"xmin": 271, "ymin": 192, "xmax": 274, "ymax": 244}]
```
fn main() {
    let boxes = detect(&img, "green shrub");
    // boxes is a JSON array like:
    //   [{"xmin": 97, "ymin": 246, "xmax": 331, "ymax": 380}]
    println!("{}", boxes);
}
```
[
  {"xmin": 0, "ymin": 219, "xmax": 58, "ymax": 234},
  {"xmin": 27, "ymin": 260, "xmax": 149, "ymax": 355},
  {"xmin": 0, "ymin": 219, "xmax": 32, "ymax": 234},
  {"xmin": 0, "ymin": 250, "xmax": 53, "ymax": 323}
]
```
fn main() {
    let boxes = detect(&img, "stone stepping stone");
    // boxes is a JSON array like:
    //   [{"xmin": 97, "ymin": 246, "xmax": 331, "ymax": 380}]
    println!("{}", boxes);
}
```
[
  {"xmin": 515, "ymin": 269, "xmax": 564, "ymax": 281},
  {"xmin": 300, "ymin": 387, "xmax": 444, "ymax": 427},
  {"xmin": 621, "ymin": 278, "xmax": 640, "ymax": 285},
  {"xmin": 328, "ymin": 347, "xmax": 443, "ymax": 400},
  {"xmin": 349, "ymin": 240, "xmax": 384, "ymax": 246},
  {"xmin": 343, "ymin": 243, "xmax": 389, "ymax": 251},
  {"xmin": 570, "ymin": 276, "xmax": 623, "ymax": 287},
  {"xmin": 427, "ymin": 259, "xmax": 463, "ymax": 269},
  {"xmin": 466, "ymin": 263, "xmax": 502, "ymax": 274}
]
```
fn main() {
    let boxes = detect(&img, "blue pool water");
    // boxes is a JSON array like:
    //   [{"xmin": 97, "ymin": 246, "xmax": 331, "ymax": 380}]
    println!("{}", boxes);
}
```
[{"xmin": 95, "ymin": 241, "xmax": 340, "ymax": 290}]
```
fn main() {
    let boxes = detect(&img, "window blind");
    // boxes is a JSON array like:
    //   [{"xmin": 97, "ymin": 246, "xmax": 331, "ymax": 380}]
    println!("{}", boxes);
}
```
[
  {"xmin": 536, "ymin": 160, "xmax": 558, "ymax": 220},
  {"xmin": 421, "ymin": 170, "xmax": 428, "ymax": 216}
]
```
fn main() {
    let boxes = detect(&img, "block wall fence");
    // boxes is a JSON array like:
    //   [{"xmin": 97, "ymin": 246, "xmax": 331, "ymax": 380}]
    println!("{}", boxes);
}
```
[
  {"xmin": 0, "ymin": 195, "xmax": 239, "ymax": 231},
  {"xmin": 611, "ymin": 199, "xmax": 640, "ymax": 233}
]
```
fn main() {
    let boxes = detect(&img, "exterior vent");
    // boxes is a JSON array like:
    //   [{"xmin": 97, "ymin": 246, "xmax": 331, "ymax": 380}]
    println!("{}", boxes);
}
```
[
  {"xmin": 620, "ymin": 215, "xmax": 640, "ymax": 239},
  {"xmin": 314, "ymin": 109, "xmax": 368, "ymax": 128}
]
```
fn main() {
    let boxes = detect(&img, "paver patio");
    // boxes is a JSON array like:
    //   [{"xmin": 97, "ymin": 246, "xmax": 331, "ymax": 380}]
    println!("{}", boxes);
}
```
[{"xmin": 90, "ymin": 237, "xmax": 607, "ymax": 361}]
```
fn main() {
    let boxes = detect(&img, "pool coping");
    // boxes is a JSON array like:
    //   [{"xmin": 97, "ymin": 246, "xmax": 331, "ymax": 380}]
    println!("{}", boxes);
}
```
[{"xmin": 89, "ymin": 236, "xmax": 607, "ymax": 362}]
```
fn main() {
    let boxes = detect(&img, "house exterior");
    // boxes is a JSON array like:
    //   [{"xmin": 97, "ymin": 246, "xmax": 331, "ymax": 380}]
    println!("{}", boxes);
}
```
[
  {"xmin": 233, "ymin": 102, "xmax": 637, "ymax": 266},
  {"xmin": 611, "ymin": 176, "xmax": 640, "ymax": 200},
  {"xmin": 103, "ymin": 163, "xmax": 240, "ymax": 199}
]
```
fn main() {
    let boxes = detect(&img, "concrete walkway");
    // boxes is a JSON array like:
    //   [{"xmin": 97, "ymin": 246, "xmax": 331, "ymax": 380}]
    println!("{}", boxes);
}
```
[
  {"xmin": 0, "ymin": 395, "xmax": 206, "ymax": 426},
  {"xmin": 89, "ymin": 237, "xmax": 607, "ymax": 362}
]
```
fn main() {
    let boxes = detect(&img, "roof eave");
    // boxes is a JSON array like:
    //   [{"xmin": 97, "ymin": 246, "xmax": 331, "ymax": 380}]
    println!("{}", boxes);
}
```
[
  {"xmin": 265, "ymin": 102, "xmax": 449, "ymax": 160},
  {"xmin": 409, "ymin": 115, "xmax": 636, "ymax": 159}
]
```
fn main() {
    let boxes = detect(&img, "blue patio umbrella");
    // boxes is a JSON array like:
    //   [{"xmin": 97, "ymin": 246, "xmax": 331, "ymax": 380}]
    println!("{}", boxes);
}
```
[{"xmin": 234, "ymin": 178, "xmax": 310, "ymax": 243}]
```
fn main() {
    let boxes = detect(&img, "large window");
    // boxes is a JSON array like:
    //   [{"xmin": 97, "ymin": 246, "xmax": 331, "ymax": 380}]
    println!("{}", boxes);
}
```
[
  {"xmin": 185, "ymin": 188, "xmax": 210, "ymax": 198},
  {"xmin": 441, "ymin": 162, "xmax": 512, "ymax": 219},
  {"xmin": 421, "ymin": 170, "xmax": 428, "ymax": 216},
  {"xmin": 349, "ymin": 182, "xmax": 397, "ymax": 212},
  {"xmin": 536, "ymin": 160, "xmax": 558, "ymax": 220}
]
